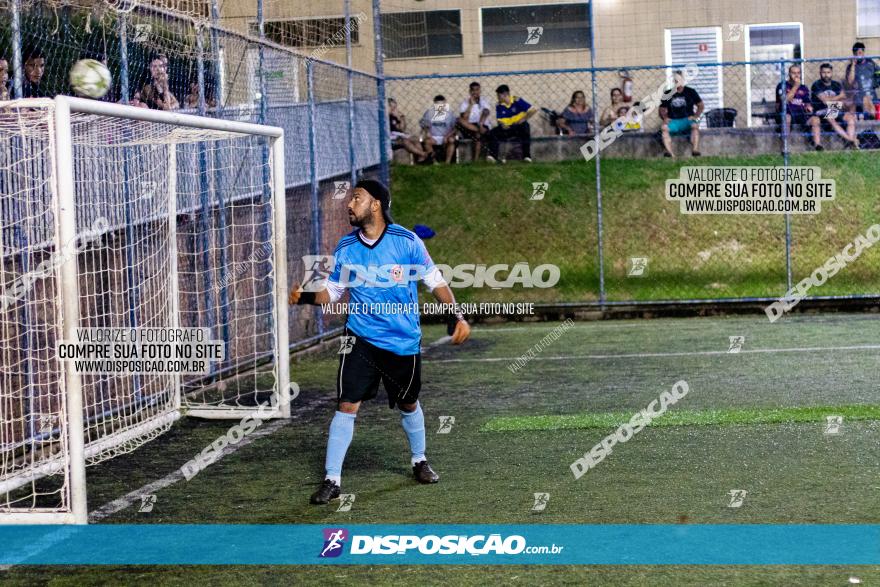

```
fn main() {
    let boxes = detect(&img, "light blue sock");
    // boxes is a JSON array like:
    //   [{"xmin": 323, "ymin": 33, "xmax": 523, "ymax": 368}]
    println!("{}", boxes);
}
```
[
  {"xmin": 325, "ymin": 411, "xmax": 356, "ymax": 483},
  {"xmin": 400, "ymin": 401, "xmax": 426, "ymax": 465}
]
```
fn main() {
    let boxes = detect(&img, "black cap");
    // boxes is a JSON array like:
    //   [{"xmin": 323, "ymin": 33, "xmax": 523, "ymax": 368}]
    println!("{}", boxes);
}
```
[{"xmin": 355, "ymin": 179, "xmax": 393, "ymax": 224}]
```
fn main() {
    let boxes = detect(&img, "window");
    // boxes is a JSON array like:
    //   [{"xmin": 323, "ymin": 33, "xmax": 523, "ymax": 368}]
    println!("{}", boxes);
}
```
[
  {"xmin": 481, "ymin": 3, "xmax": 590, "ymax": 55},
  {"xmin": 858, "ymin": 0, "xmax": 880, "ymax": 37},
  {"xmin": 382, "ymin": 10, "xmax": 462, "ymax": 59},
  {"xmin": 745, "ymin": 23, "xmax": 803, "ymax": 126},
  {"xmin": 254, "ymin": 17, "xmax": 359, "ymax": 48},
  {"xmin": 665, "ymin": 27, "xmax": 724, "ymax": 122}
]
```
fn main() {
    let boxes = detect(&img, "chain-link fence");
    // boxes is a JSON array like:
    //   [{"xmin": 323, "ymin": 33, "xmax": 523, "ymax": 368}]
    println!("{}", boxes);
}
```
[{"xmin": 386, "ymin": 56, "xmax": 880, "ymax": 305}]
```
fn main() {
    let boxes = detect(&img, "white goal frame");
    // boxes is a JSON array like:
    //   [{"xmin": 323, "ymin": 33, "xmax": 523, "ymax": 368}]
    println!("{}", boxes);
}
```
[{"xmin": 0, "ymin": 96, "xmax": 290, "ymax": 524}]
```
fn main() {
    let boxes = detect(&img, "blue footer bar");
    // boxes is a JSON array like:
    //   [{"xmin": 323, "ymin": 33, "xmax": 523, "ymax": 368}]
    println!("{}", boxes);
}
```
[{"xmin": 0, "ymin": 524, "xmax": 878, "ymax": 565}]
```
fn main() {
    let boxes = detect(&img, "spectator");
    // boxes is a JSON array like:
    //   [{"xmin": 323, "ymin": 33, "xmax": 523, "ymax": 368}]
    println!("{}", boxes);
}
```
[
  {"xmin": 776, "ymin": 64, "xmax": 818, "ymax": 150},
  {"xmin": 0, "ymin": 58, "xmax": 9, "ymax": 101},
  {"xmin": 388, "ymin": 98, "xmax": 429, "ymax": 163},
  {"xmin": 660, "ymin": 70, "xmax": 704, "ymax": 157},
  {"xmin": 845, "ymin": 42, "xmax": 878, "ymax": 119},
  {"xmin": 419, "ymin": 95, "xmax": 457, "ymax": 164},
  {"xmin": 21, "ymin": 48, "xmax": 51, "ymax": 98},
  {"xmin": 183, "ymin": 80, "xmax": 217, "ymax": 109},
  {"xmin": 810, "ymin": 63, "xmax": 858, "ymax": 149},
  {"xmin": 129, "ymin": 90, "xmax": 147, "ymax": 108},
  {"xmin": 599, "ymin": 88, "xmax": 624, "ymax": 128},
  {"xmin": 138, "ymin": 55, "xmax": 179, "ymax": 111},
  {"xmin": 457, "ymin": 81, "xmax": 491, "ymax": 160},
  {"xmin": 557, "ymin": 90, "xmax": 593, "ymax": 135},
  {"xmin": 486, "ymin": 84, "xmax": 536, "ymax": 163}
]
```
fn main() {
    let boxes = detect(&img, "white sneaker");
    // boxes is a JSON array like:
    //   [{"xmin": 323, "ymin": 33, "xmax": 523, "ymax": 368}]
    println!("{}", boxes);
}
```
[
  {"xmin": 524, "ymin": 157, "xmax": 533, "ymax": 163},
  {"xmin": 486, "ymin": 155, "xmax": 497, "ymax": 163},
  {"xmin": 500, "ymin": 158, "xmax": 507, "ymax": 164}
]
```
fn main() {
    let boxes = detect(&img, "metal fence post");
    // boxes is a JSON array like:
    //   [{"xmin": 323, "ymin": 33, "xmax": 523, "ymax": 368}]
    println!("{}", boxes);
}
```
[
  {"xmin": 306, "ymin": 59, "xmax": 325, "ymax": 335},
  {"xmin": 257, "ymin": 0, "xmax": 268, "ymax": 125},
  {"xmin": 256, "ymin": 0, "xmax": 277, "ymax": 350},
  {"xmin": 209, "ymin": 0, "xmax": 224, "ymax": 112},
  {"xmin": 11, "ymin": 0, "xmax": 23, "ymax": 98},
  {"xmin": 118, "ymin": 13, "xmax": 129, "ymax": 105},
  {"xmin": 780, "ymin": 60, "xmax": 793, "ymax": 293},
  {"xmin": 588, "ymin": 0, "xmax": 605, "ymax": 305},
  {"xmin": 346, "ymin": 0, "xmax": 357, "ymax": 188},
  {"xmin": 372, "ymin": 0, "xmax": 389, "ymax": 186}
]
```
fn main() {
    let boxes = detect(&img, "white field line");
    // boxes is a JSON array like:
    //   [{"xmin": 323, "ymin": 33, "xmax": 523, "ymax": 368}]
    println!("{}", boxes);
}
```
[{"xmin": 424, "ymin": 344, "xmax": 880, "ymax": 364}]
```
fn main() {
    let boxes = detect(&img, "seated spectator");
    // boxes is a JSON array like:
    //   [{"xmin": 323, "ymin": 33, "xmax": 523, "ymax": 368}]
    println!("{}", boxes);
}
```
[
  {"xmin": 810, "ymin": 63, "xmax": 858, "ymax": 149},
  {"xmin": 21, "ymin": 48, "xmax": 51, "ymax": 98},
  {"xmin": 845, "ymin": 42, "xmax": 878, "ymax": 119},
  {"xmin": 660, "ymin": 70, "xmax": 704, "ymax": 157},
  {"xmin": 129, "ymin": 90, "xmax": 149, "ymax": 109},
  {"xmin": 138, "ymin": 55, "xmax": 179, "ymax": 111},
  {"xmin": 486, "ymin": 84, "xmax": 536, "ymax": 163},
  {"xmin": 419, "ymin": 95, "xmax": 457, "ymax": 164},
  {"xmin": 614, "ymin": 104, "xmax": 642, "ymax": 132},
  {"xmin": 0, "ymin": 57, "xmax": 9, "ymax": 101},
  {"xmin": 457, "ymin": 81, "xmax": 491, "ymax": 160},
  {"xmin": 183, "ymin": 80, "xmax": 218, "ymax": 110},
  {"xmin": 776, "ymin": 64, "xmax": 818, "ymax": 150},
  {"xmin": 599, "ymin": 88, "xmax": 624, "ymax": 127},
  {"xmin": 557, "ymin": 90, "xmax": 593, "ymax": 135},
  {"xmin": 388, "ymin": 98, "xmax": 429, "ymax": 163}
]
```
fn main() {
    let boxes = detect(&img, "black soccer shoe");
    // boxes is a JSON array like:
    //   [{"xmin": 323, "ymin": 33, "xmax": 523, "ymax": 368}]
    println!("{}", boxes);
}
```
[
  {"xmin": 413, "ymin": 460, "xmax": 440, "ymax": 484},
  {"xmin": 310, "ymin": 478, "xmax": 341, "ymax": 504}
]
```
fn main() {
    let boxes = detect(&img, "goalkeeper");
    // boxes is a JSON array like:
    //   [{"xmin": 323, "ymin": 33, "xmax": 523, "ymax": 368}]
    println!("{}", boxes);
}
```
[{"xmin": 289, "ymin": 179, "xmax": 470, "ymax": 505}]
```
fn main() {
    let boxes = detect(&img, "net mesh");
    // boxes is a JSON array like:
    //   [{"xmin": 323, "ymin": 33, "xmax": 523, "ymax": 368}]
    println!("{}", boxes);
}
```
[{"xmin": 0, "ymin": 100, "xmax": 284, "ymax": 517}]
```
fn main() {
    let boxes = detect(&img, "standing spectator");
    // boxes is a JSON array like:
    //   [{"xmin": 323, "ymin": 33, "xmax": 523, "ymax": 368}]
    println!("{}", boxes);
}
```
[
  {"xmin": 419, "ymin": 95, "xmax": 457, "ymax": 164},
  {"xmin": 557, "ymin": 90, "xmax": 593, "ymax": 135},
  {"xmin": 486, "ymin": 84, "xmax": 536, "ymax": 163},
  {"xmin": 599, "ymin": 88, "xmax": 624, "ymax": 127},
  {"xmin": 21, "ymin": 48, "xmax": 51, "ymax": 98},
  {"xmin": 659, "ymin": 70, "xmax": 704, "ymax": 157},
  {"xmin": 0, "ymin": 58, "xmax": 9, "ymax": 101},
  {"xmin": 810, "ymin": 63, "xmax": 858, "ymax": 149},
  {"xmin": 457, "ymin": 81, "xmax": 491, "ymax": 160},
  {"xmin": 388, "ymin": 98, "xmax": 429, "ymax": 163},
  {"xmin": 845, "ymin": 42, "xmax": 878, "ymax": 118},
  {"xmin": 138, "ymin": 55, "xmax": 179, "ymax": 111},
  {"xmin": 776, "ymin": 64, "xmax": 817, "ymax": 150}
]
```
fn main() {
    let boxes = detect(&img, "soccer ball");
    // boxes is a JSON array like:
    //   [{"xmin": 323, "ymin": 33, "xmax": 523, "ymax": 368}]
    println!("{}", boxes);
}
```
[{"xmin": 69, "ymin": 59, "xmax": 111, "ymax": 99}]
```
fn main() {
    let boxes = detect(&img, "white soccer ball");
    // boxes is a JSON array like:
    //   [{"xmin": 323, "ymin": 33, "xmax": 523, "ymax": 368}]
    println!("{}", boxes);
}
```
[{"xmin": 69, "ymin": 59, "xmax": 111, "ymax": 99}]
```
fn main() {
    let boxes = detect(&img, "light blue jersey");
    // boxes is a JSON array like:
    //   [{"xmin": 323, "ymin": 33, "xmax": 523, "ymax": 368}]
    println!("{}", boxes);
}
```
[{"xmin": 328, "ymin": 224, "xmax": 434, "ymax": 356}]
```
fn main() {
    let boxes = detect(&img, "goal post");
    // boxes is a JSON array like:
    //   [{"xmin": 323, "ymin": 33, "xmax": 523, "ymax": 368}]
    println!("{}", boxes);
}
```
[{"xmin": 0, "ymin": 96, "xmax": 290, "ymax": 524}]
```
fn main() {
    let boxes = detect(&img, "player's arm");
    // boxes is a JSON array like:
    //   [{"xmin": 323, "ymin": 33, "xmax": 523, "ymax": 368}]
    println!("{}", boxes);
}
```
[
  {"xmin": 431, "ymin": 282, "xmax": 470, "ymax": 345},
  {"xmin": 289, "ymin": 256, "xmax": 346, "ymax": 306},
  {"xmin": 417, "ymin": 242, "xmax": 470, "ymax": 345},
  {"xmin": 288, "ymin": 286, "xmax": 332, "ymax": 306}
]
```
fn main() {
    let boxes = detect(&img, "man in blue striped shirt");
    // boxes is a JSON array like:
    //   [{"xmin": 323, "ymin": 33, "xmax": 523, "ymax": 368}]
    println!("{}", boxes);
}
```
[{"xmin": 290, "ymin": 179, "xmax": 470, "ymax": 505}]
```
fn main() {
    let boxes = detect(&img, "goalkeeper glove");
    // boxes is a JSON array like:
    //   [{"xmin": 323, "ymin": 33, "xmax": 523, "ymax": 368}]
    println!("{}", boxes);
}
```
[{"xmin": 446, "ymin": 312, "xmax": 470, "ymax": 345}]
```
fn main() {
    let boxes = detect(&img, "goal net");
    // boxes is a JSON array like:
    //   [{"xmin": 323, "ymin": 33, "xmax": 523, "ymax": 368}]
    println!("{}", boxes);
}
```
[{"xmin": 0, "ymin": 97, "xmax": 289, "ymax": 523}]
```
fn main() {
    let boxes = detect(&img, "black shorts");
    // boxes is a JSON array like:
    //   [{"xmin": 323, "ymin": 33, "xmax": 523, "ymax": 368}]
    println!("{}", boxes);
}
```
[{"xmin": 336, "ymin": 329, "xmax": 422, "ymax": 408}]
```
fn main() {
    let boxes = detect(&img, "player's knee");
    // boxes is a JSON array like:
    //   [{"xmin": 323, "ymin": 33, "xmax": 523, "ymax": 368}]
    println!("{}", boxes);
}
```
[
  {"xmin": 338, "ymin": 401, "xmax": 360, "ymax": 414},
  {"xmin": 398, "ymin": 401, "xmax": 417, "ymax": 413}
]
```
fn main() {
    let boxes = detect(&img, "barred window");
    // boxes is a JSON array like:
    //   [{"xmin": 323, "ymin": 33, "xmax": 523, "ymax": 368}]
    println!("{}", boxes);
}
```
[
  {"xmin": 254, "ymin": 17, "xmax": 360, "ymax": 48},
  {"xmin": 857, "ymin": 0, "xmax": 880, "ymax": 37},
  {"xmin": 382, "ymin": 10, "xmax": 463, "ymax": 59},
  {"xmin": 481, "ymin": 3, "xmax": 590, "ymax": 55}
]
